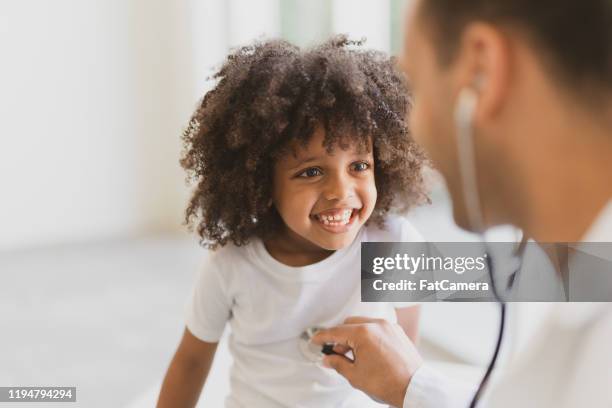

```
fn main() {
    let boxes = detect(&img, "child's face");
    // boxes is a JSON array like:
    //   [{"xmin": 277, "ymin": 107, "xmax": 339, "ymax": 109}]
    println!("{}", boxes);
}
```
[{"xmin": 272, "ymin": 126, "xmax": 377, "ymax": 251}]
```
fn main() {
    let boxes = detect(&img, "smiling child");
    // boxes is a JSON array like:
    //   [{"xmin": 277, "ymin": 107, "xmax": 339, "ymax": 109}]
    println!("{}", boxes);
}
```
[{"xmin": 157, "ymin": 35, "xmax": 429, "ymax": 408}]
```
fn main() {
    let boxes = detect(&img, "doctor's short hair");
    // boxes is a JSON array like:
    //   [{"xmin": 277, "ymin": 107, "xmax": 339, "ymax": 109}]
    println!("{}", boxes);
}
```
[
  {"xmin": 420, "ymin": 0, "xmax": 612, "ymax": 103},
  {"xmin": 180, "ymin": 35, "xmax": 430, "ymax": 249}
]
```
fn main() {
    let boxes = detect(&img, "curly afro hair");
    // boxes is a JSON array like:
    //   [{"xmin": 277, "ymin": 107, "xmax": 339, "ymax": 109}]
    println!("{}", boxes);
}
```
[{"xmin": 181, "ymin": 35, "xmax": 430, "ymax": 248}]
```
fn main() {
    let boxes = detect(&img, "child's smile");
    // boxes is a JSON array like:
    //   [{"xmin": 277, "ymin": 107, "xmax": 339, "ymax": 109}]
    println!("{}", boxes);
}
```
[
  {"xmin": 311, "ymin": 207, "xmax": 359, "ymax": 232},
  {"xmin": 269, "ymin": 125, "xmax": 377, "ymax": 259}
]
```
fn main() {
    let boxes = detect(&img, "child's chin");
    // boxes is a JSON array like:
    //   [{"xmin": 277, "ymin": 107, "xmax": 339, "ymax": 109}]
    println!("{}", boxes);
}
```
[{"xmin": 315, "ymin": 234, "xmax": 356, "ymax": 251}]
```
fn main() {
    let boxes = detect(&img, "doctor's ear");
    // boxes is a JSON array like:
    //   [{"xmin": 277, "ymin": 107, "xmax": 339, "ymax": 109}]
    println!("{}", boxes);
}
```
[{"xmin": 455, "ymin": 22, "xmax": 512, "ymax": 120}]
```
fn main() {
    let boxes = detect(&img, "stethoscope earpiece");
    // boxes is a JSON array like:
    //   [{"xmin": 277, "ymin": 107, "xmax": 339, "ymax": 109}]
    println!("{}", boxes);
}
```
[
  {"xmin": 453, "ymin": 86, "xmax": 486, "ymax": 233},
  {"xmin": 454, "ymin": 87, "xmax": 479, "ymax": 126}
]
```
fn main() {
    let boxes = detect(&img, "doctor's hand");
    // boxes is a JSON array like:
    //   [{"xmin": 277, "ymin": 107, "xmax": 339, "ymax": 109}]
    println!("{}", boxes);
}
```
[{"xmin": 311, "ymin": 316, "xmax": 423, "ymax": 408}]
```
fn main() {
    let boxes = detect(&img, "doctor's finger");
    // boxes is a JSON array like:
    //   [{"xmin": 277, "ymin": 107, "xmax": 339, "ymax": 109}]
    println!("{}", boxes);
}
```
[
  {"xmin": 322, "ymin": 354, "xmax": 355, "ymax": 380},
  {"xmin": 332, "ymin": 343, "xmax": 351, "ymax": 355},
  {"xmin": 343, "ymin": 316, "xmax": 383, "ymax": 325},
  {"xmin": 311, "ymin": 325, "xmax": 361, "ymax": 347}
]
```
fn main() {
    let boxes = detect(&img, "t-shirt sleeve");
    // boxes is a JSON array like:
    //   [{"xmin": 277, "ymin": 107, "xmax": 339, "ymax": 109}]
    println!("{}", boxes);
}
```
[{"xmin": 184, "ymin": 255, "xmax": 232, "ymax": 343}]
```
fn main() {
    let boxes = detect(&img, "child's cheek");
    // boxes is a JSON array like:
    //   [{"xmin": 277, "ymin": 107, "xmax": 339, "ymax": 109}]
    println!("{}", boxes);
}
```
[{"xmin": 360, "ymin": 180, "xmax": 378, "ymax": 222}]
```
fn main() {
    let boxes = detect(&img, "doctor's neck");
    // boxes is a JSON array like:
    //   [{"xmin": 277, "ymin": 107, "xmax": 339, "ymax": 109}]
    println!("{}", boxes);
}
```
[{"xmin": 511, "ymin": 101, "xmax": 612, "ymax": 242}]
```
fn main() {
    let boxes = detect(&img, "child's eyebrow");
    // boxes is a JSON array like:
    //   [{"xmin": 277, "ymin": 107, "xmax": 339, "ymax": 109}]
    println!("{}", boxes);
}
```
[
  {"xmin": 288, "ymin": 156, "xmax": 319, "ymax": 170},
  {"xmin": 287, "ymin": 150, "xmax": 372, "ymax": 170}
]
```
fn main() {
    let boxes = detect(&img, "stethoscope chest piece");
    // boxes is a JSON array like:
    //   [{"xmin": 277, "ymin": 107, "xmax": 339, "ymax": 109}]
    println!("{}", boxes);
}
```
[{"xmin": 299, "ymin": 327, "xmax": 336, "ymax": 363}]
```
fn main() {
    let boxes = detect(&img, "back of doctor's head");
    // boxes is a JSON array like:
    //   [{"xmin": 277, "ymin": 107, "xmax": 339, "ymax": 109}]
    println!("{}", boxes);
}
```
[{"xmin": 419, "ymin": 0, "xmax": 612, "ymax": 105}]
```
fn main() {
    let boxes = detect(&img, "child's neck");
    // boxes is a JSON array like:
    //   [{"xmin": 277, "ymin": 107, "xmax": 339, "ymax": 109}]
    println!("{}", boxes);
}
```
[{"xmin": 264, "ymin": 229, "xmax": 334, "ymax": 267}]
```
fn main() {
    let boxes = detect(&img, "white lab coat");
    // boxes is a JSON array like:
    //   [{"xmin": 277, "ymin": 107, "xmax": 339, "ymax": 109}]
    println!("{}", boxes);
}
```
[{"xmin": 403, "ymin": 201, "xmax": 612, "ymax": 408}]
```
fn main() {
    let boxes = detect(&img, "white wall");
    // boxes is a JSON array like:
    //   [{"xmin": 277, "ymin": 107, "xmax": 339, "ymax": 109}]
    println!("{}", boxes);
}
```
[
  {"xmin": 191, "ymin": 0, "xmax": 282, "ymax": 96},
  {"xmin": 0, "ymin": 0, "xmax": 195, "ymax": 250},
  {"xmin": 332, "ymin": 0, "xmax": 390, "ymax": 52}
]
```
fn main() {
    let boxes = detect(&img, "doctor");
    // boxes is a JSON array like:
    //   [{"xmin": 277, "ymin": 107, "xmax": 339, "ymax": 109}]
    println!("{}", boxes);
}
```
[{"xmin": 312, "ymin": 0, "xmax": 612, "ymax": 406}]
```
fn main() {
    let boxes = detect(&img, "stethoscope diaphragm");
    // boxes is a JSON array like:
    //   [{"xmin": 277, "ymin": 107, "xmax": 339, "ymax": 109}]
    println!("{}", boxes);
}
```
[
  {"xmin": 299, "ymin": 327, "xmax": 337, "ymax": 363},
  {"xmin": 299, "ymin": 327, "xmax": 386, "ymax": 404}
]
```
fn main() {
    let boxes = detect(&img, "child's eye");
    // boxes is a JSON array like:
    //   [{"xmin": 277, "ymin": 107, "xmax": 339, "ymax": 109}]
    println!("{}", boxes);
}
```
[
  {"xmin": 351, "ymin": 161, "xmax": 371, "ymax": 172},
  {"xmin": 297, "ymin": 167, "xmax": 323, "ymax": 178}
]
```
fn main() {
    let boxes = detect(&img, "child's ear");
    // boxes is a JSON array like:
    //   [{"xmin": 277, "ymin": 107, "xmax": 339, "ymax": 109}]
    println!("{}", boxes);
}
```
[{"xmin": 267, "ymin": 198, "xmax": 273, "ymax": 208}]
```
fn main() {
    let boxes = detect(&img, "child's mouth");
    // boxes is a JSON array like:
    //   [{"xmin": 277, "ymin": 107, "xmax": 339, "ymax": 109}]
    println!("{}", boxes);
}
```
[{"xmin": 311, "ymin": 208, "xmax": 359, "ymax": 233}]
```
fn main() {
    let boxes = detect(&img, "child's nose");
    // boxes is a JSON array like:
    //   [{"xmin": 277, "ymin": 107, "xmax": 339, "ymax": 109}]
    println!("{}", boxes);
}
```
[{"xmin": 322, "ymin": 173, "xmax": 353, "ymax": 201}]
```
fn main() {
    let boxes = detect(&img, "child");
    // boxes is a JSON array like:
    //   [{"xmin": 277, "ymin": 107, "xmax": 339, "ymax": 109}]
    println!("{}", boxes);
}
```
[{"xmin": 157, "ymin": 36, "xmax": 429, "ymax": 408}]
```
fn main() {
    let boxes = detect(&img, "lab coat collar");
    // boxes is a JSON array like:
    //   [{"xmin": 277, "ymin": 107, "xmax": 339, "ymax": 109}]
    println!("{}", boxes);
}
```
[
  {"xmin": 555, "ymin": 199, "xmax": 612, "ymax": 328},
  {"xmin": 583, "ymin": 199, "xmax": 612, "ymax": 242}
]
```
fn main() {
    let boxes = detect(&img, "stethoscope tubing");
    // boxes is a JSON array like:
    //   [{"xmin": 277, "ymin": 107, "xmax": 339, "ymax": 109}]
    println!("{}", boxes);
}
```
[
  {"xmin": 470, "ymin": 238, "xmax": 526, "ymax": 407},
  {"xmin": 469, "ymin": 301, "xmax": 506, "ymax": 408}
]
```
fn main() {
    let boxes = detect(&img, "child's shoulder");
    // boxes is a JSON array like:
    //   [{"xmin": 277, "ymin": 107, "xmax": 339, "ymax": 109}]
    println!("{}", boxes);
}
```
[
  {"xmin": 201, "ymin": 239, "xmax": 256, "ymax": 275},
  {"xmin": 362, "ymin": 214, "xmax": 425, "ymax": 243}
]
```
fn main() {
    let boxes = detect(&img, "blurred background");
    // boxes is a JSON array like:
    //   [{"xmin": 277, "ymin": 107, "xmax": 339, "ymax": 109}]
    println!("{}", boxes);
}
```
[{"xmin": 0, "ymin": 0, "xmax": 532, "ymax": 407}]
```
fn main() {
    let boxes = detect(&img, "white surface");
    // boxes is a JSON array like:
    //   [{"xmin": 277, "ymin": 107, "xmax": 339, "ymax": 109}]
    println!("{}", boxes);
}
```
[
  {"xmin": 0, "ymin": 235, "xmax": 203, "ymax": 408},
  {"xmin": 128, "ymin": 331, "xmax": 232, "ymax": 407},
  {"xmin": 0, "ymin": 0, "xmax": 194, "ymax": 250}
]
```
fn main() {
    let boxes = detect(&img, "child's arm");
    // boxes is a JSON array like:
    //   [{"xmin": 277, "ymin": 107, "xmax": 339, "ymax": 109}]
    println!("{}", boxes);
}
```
[
  {"xmin": 395, "ymin": 305, "xmax": 421, "ymax": 344},
  {"xmin": 157, "ymin": 327, "xmax": 218, "ymax": 408}
]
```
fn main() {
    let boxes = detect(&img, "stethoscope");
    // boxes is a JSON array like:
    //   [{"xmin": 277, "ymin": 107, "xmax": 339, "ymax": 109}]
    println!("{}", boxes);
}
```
[
  {"xmin": 297, "ymin": 238, "xmax": 527, "ymax": 407},
  {"xmin": 469, "ymin": 237, "xmax": 527, "ymax": 407},
  {"xmin": 456, "ymin": 85, "xmax": 528, "ymax": 407}
]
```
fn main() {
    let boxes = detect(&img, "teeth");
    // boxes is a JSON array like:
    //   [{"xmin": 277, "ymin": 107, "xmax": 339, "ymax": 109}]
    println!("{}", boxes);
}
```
[{"xmin": 316, "ymin": 209, "xmax": 354, "ymax": 225}]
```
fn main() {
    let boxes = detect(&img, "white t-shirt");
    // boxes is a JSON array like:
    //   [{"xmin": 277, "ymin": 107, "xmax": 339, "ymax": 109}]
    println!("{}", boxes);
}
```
[{"xmin": 185, "ymin": 216, "xmax": 423, "ymax": 408}]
